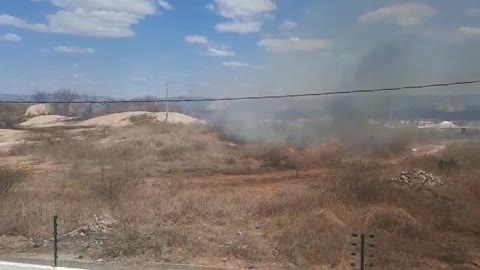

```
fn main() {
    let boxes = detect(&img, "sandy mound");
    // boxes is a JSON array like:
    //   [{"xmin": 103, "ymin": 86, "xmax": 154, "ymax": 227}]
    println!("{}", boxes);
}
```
[
  {"xmin": 76, "ymin": 111, "xmax": 201, "ymax": 127},
  {"xmin": 0, "ymin": 129, "xmax": 26, "ymax": 150},
  {"xmin": 18, "ymin": 112, "xmax": 201, "ymax": 128},
  {"xmin": 0, "ymin": 129, "xmax": 25, "ymax": 138},
  {"xmin": 18, "ymin": 115, "xmax": 74, "ymax": 128}
]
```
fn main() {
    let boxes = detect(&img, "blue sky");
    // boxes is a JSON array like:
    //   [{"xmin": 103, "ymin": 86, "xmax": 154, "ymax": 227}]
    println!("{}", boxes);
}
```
[{"xmin": 0, "ymin": 0, "xmax": 480, "ymax": 98}]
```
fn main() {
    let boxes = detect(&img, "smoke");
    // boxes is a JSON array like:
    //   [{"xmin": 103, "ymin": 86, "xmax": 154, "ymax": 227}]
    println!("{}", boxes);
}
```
[{"xmin": 198, "ymin": 33, "xmax": 480, "ymax": 145}]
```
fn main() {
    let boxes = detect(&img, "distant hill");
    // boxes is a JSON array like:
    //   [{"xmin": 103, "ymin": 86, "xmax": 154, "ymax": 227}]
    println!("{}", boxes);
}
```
[{"xmin": 0, "ymin": 94, "xmax": 34, "ymax": 101}]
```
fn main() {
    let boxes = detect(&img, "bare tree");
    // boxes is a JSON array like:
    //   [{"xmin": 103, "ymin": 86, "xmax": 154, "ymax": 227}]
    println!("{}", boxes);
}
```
[
  {"xmin": 53, "ymin": 88, "xmax": 79, "ymax": 115},
  {"xmin": 131, "ymin": 95, "xmax": 160, "ymax": 112},
  {"xmin": 32, "ymin": 91, "xmax": 49, "ymax": 103},
  {"xmin": 101, "ymin": 98, "xmax": 117, "ymax": 115},
  {"xmin": 79, "ymin": 93, "xmax": 95, "ymax": 118}
]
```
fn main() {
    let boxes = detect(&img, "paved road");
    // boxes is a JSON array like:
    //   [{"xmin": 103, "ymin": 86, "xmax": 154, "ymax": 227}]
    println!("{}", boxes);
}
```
[
  {"xmin": 0, "ymin": 259, "xmax": 233, "ymax": 270},
  {"xmin": 0, "ymin": 261, "xmax": 85, "ymax": 270}
]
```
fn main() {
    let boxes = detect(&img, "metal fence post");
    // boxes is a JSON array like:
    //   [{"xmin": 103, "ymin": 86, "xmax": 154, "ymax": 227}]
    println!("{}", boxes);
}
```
[
  {"xmin": 54, "ymin": 215, "xmax": 58, "ymax": 267},
  {"xmin": 351, "ymin": 233, "xmax": 375, "ymax": 269},
  {"xmin": 360, "ymin": 234, "xmax": 365, "ymax": 270}
]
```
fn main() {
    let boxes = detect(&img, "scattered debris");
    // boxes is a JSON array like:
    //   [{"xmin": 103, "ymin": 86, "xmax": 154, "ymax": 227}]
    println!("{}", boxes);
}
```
[
  {"xmin": 390, "ymin": 169, "xmax": 445, "ymax": 187},
  {"xmin": 60, "ymin": 215, "xmax": 116, "ymax": 239}
]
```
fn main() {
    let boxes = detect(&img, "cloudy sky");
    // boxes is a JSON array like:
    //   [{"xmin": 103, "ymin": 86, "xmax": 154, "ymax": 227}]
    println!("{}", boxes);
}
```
[{"xmin": 0, "ymin": 0, "xmax": 479, "ymax": 98}]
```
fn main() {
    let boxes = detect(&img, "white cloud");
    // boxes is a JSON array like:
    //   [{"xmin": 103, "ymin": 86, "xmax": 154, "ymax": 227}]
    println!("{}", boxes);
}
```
[
  {"xmin": 72, "ymin": 73, "xmax": 83, "ymax": 78},
  {"xmin": 222, "ymin": 61, "xmax": 249, "ymax": 68},
  {"xmin": 54, "ymin": 46, "xmax": 95, "ymax": 54},
  {"xmin": 208, "ymin": 0, "xmax": 276, "ymax": 34},
  {"xmin": 258, "ymin": 37, "xmax": 333, "ymax": 52},
  {"xmin": 459, "ymin": 26, "xmax": 480, "ymax": 38},
  {"xmin": 206, "ymin": 3, "xmax": 215, "ymax": 11},
  {"xmin": 0, "ymin": 0, "xmax": 173, "ymax": 38},
  {"xmin": 0, "ymin": 15, "xmax": 48, "ymax": 32},
  {"xmin": 184, "ymin": 34, "xmax": 236, "ymax": 57},
  {"xmin": 0, "ymin": 33, "xmax": 22, "ymax": 42},
  {"xmin": 157, "ymin": 0, "xmax": 173, "ymax": 10},
  {"xmin": 222, "ymin": 61, "xmax": 264, "ymax": 70},
  {"xmin": 212, "ymin": 0, "xmax": 276, "ymax": 18},
  {"xmin": 215, "ymin": 20, "xmax": 261, "ymax": 34},
  {"xmin": 205, "ymin": 48, "xmax": 235, "ymax": 57},
  {"xmin": 359, "ymin": 2, "xmax": 435, "ymax": 27},
  {"xmin": 185, "ymin": 35, "xmax": 209, "ymax": 44},
  {"xmin": 280, "ymin": 20, "xmax": 298, "ymax": 30},
  {"xmin": 466, "ymin": 8, "xmax": 480, "ymax": 16}
]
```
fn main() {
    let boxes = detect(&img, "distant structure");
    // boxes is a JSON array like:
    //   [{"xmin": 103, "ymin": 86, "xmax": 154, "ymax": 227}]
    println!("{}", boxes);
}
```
[
  {"xmin": 418, "ymin": 120, "xmax": 458, "ymax": 129},
  {"xmin": 438, "ymin": 121, "xmax": 458, "ymax": 129},
  {"xmin": 25, "ymin": 104, "xmax": 50, "ymax": 117}
]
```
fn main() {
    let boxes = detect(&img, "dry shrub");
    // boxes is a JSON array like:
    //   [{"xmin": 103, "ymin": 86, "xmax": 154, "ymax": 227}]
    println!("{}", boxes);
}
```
[
  {"xmin": 103, "ymin": 226, "xmax": 203, "ymax": 262},
  {"xmin": 262, "ymin": 148, "xmax": 297, "ymax": 169},
  {"xmin": 217, "ymin": 232, "xmax": 270, "ymax": 263},
  {"xmin": 244, "ymin": 145, "xmax": 299, "ymax": 170},
  {"xmin": 251, "ymin": 189, "xmax": 329, "ymax": 218},
  {"xmin": 0, "ymin": 172, "xmax": 101, "ymax": 238},
  {"xmin": 163, "ymin": 178, "xmax": 186, "ymax": 196},
  {"xmin": 129, "ymin": 114, "xmax": 159, "ymax": 126},
  {"xmin": 331, "ymin": 167, "xmax": 392, "ymax": 205},
  {"xmin": 0, "ymin": 166, "xmax": 28, "ymax": 196},
  {"xmin": 441, "ymin": 142, "xmax": 480, "ymax": 168},
  {"xmin": 275, "ymin": 210, "xmax": 346, "ymax": 267},
  {"xmin": 364, "ymin": 207, "xmax": 421, "ymax": 237},
  {"xmin": 437, "ymin": 158, "xmax": 457, "ymax": 170},
  {"xmin": 85, "ymin": 164, "xmax": 140, "ymax": 200},
  {"xmin": 0, "ymin": 103, "xmax": 26, "ymax": 128}
]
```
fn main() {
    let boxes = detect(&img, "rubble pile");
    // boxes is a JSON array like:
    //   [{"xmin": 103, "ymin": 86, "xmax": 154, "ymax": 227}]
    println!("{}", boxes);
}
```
[
  {"xmin": 390, "ymin": 169, "xmax": 445, "ymax": 187},
  {"xmin": 84, "ymin": 214, "xmax": 115, "ymax": 234},
  {"xmin": 61, "ymin": 215, "xmax": 116, "ymax": 239}
]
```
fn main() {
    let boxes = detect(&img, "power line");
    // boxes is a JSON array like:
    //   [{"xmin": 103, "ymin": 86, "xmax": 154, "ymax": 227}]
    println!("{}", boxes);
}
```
[{"xmin": 1, "ymin": 79, "xmax": 479, "ymax": 104}]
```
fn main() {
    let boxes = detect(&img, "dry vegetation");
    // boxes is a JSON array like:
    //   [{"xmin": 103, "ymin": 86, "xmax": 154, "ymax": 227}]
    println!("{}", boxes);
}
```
[
  {"xmin": 0, "ymin": 103, "xmax": 28, "ymax": 128},
  {"xmin": 0, "ymin": 122, "xmax": 479, "ymax": 269}
]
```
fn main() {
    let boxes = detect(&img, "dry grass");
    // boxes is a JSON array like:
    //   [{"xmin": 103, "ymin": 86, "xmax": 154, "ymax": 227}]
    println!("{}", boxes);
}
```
[
  {"xmin": 0, "ymin": 166, "xmax": 28, "ymax": 196},
  {"xmin": 128, "ymin": 113, "xmax": 159, "ymax": 126},
  {"xmin": 10, "ymin": 124, "xmax": 255, "ymax": 176},
  {"xmin": 0, "ymin": 104, "xmax": 27, "ymax": 128},
  {"xmin": 1, "ymin": 124, "xmax": 479, "ymax": 269}
]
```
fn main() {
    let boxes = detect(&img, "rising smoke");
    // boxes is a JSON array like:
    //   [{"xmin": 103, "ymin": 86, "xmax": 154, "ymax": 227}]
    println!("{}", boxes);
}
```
[{"xmin": 204, "ymin": 37, "xmax": 480, "ymax": 145}]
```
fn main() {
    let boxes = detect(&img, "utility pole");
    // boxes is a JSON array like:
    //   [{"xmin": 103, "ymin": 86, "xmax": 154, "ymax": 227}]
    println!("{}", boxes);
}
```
[
  {"xmin": 165, "ymin": 80, "xmax": 169, "ymax": 122},
  {"xmin": 389, "ymin": 101, "xmax": 393, "ymax": 127}
]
